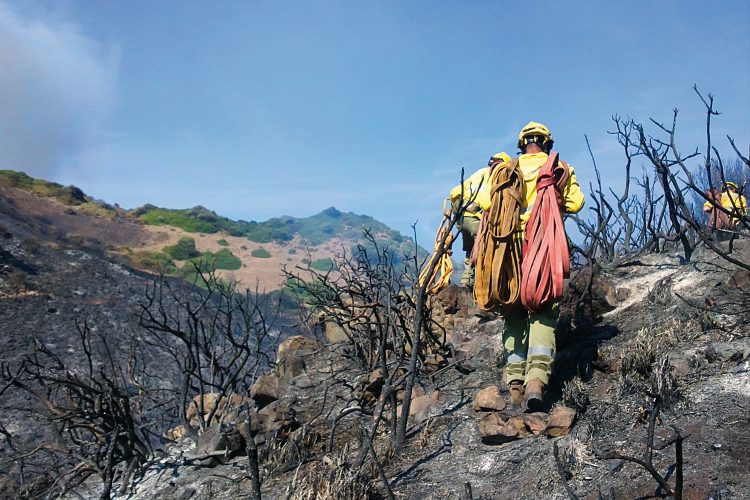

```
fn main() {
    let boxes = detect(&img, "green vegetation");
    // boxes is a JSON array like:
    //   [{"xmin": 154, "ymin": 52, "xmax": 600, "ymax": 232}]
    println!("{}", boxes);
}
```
[
  {"xmin": 310, "ymin": 257, "xmax": 335, "ymax": 271},
  {"xmin": 217, "ymin": 239, "xmax": 229, "ymax": 246},
  {"xmin": 0, "ymin": 170, "xmax": 87, "ymax": 206},
  {"xmin": 176, "ymin": 248, "xmax": 242, "ymax": 271},
  {"xmin": 163, "ymin": 238, "xmax": 241, "ymax": 270},
  {"xmin": 163, "ymin": 237, "xmax": 200, "ymax": 260},
  {"xmin": 135, "ymin": 205, "xmax": 258, "ymax": 236},
  {"xmin": 130, "ymin": 204, "xmax": 425, "ymax": 265},
  {"xmin": 173, "ymin": 260, "xmax": 208, "ymax": 283},
  {"xmin": 251, "ymin": 248, "xmax": 272, "ymax": 259},
  {"xmin": 137, "ymin": 206, "xmax": 230, "ymax": 233},
  {"xmin": 127, "ymin": 251, "xmax": 176, "ymax": 274},
  {"xmin": 288, "ymin": 248, "xmax": 297, "ymax": 254},
  {"xmin": 205, "ymin": 248, "xmax": 242, "ymax": 270},
  {"xmin": 282, "ymin": 276, "xmax": 329, "ymax": 306}
]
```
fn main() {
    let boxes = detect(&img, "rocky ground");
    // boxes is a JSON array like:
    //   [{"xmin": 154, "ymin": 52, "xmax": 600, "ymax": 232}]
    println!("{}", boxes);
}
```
[
  {"xmin": 52, "ymin": 241, "xmax": 749, "ymax": 499},
  {"xmin": 2, "ymin": 183, "xmax": 749, "ymax": 499}
]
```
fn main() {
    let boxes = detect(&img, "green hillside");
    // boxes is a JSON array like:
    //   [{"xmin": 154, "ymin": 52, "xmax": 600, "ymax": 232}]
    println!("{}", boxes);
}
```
[
  {"xmin": 0, "ymin": 169, "xmax": 425, "ymax": 265},
  {"xmin": 134, "ymin": 205, "xmax": 424, "ymax": 262},
  {"xmin": 0, "ymin": 170, "xmax": 88, "ymax": 206}
]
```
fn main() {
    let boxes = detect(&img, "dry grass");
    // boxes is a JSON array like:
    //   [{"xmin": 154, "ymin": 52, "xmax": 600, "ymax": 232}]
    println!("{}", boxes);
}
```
[
  {"xmin": 620, "ymin": 320, "xmax": 681, "ymax": 379},
  {"xmin": 284, "ymin": 444, "xmax": 371, "ymax": 500},
  {"xmin": 261, "ymin": 426, "xmax": 327, "ymax": 481},
  {"xmin": 649, "ymin": 355, "xmax": 680, "ymax": 410},
  {"xmin": 558, "ymin": 437, "xmax": 594, "ymax": 473},
  {"xmin": 417, "ymin": 417, "xmax": 433, "ymax": 449},
  {"xmin": 562, "ymin": 377, "xmax": 590, "ymax": 412}
]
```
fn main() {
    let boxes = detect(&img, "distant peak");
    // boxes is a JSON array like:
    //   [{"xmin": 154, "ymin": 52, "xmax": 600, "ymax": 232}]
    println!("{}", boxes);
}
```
[{"xmin": 320, "ymin": 207, "xmax": 341, "ymax": 218}]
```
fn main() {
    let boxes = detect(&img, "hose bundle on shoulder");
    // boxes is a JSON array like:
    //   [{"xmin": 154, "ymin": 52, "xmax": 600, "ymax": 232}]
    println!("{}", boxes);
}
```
[
  {"xmin": 472, "ymin": 159, "xmax": 524, "ymax": 311},
  {"xmin": 418, "ymin": 199, "xmax": 455, "ymax": 295},
  {"xmin": 520, "ymin": 151, "xmax": 571, "ymax": 311},
  {"xmin": 706, "ymin": 188, "xmax": 730, "ymax": 230}
]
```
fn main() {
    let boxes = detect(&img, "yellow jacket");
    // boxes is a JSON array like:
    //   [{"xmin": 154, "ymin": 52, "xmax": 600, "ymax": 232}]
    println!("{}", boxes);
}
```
[
  {"xmin": 450, "ymin": 167, "xmax": 492, "ymax": 219},
  {"xmin": 703, "ymin": 191, "xmax": 747, "ymax": 225},
  {"xmin": 517, "ymin": 152, "xmax": 585, "ymax": 231}
]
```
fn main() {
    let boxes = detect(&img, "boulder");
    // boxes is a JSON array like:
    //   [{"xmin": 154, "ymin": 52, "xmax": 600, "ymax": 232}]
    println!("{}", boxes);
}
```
[
  {"xmin": 252, "ymin": 401, "xmax": 300, "ymax": 438},
  {"xmin": 566, "ymin": 264, "xmax": 618, "ymax": 315},
  {"xmin": 322, "ymin": 319, "xmax": 350, "ymax": 344},
  {"xmin": 250, "ymin": 374, "xmax": 281, "ymax": 409},
  {"xmin": 236, "ymin": 407, "xmax": 265, "ymax": 439},
  {"xmin": 479, "ymin": 413, "xmax": 528, "ymax": 444},
  {"xmin": 361, "ymin": 368, "xmax": 385, "ymax": 403},
  {"xmin": 424, "ymin": 353, "xmax": 449, "ymax": 372},
  {"xmin": 473, "ymin": 385, "xmax": 507, "ymax": 412},
  {"xmin": 275, "ymin": 335, "xmax": 319, "ymax": 381},
  {"xmin": 395, "ymin": 384, "xmax": 425, "ymax": 402},
  {"xmin": 523, "ymin": 412, "xmax": 548, "ymax": 435},
  {"xmin": 186, "ymin": 392, "xmax": 253, "ymax": 428},
  {"xmin": 397, "ymin": 391, "xmax": 441, "ymax": 425},
  {"xmin": 435, "ymin": 284, "xmax": 463, "ymax": 314},
  {"xmin": 728, "ymin": 269, "xmax": 750, "ymax": 289},
  {"xmin": 166, "ymin": 425, "xmax": 189, "ymax": 441},
  {"xmin": 668, "ymin": 351, "xmax": 693, "ymax": 378},
  {"xmin": 431, "ymin": 285, "xmax": 475, "ymax": 332},
  {"xmin": 705, "ymin": 342, "xmax": 747, "ymax": 363},
  {"xmin": 545, "ymin": 406, "xmax": 576, "ymax": 437},
  {"xmin": 188, "ymin": 423, "xmax": 246, "ymax": 461}
]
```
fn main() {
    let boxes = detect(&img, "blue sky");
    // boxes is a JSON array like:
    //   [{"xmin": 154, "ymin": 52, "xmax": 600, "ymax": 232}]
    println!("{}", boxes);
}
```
[{"xmin": 1, "ymin": 1, "xmax": 748, "ymax": 242}]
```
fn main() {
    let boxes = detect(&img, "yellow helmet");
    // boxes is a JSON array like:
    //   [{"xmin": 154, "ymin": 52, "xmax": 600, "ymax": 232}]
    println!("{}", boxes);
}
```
[
  {"xmin": 517, "ymin": 121, "xmax": 553, "ymax": 150},
  {"xmin": 722, "ymin": 181, "xmax": 739, "ymax": 191},
  {"xmin": 489, "ymin": 151, "xmax": 511, "ymax": 165}
]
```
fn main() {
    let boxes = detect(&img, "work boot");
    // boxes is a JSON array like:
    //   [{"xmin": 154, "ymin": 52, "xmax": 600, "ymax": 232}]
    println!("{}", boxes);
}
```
[
  {"xmin": 508, "ymin": 380, "xmax": 525, "ymax": 407},
  {"xmin": 523, "ymin": 379, "xmax": 544, "ymax": 413}
]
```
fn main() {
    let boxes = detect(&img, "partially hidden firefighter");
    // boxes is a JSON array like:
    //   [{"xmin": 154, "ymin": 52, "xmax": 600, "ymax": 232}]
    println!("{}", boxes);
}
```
[
  {"xmin": 477, "ymin": 122, "xmax": 584, "ymax": 412},
  {"xmin": 449, "ymin": 152, "xmax": 511, "ymax": 287},
  {"xmin": 703, "ymin": 181, "xmax": 747, "ymax": 232}
]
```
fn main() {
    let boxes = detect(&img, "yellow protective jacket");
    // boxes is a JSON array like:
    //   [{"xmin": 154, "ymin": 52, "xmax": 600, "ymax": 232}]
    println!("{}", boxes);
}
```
[
  {"xmin": 517, "ymin": 152, "xmax": 585, "ymax": 231},
  {"xmin": 450, "ymin": 167, "xmax": 492, "ymax": 219},
  {"xmin": 703, "ymin": 191, "xmax": 747, "ymax": 226}
]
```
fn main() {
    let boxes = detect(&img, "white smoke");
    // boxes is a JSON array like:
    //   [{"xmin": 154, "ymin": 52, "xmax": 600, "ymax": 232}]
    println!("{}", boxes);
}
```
[{"xmin": 0, "ymin": 2, "xmax": 117, "ymax": 177}]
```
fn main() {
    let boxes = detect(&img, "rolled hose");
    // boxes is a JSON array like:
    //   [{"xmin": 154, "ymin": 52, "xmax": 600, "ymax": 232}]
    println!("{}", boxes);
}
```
[
  {"xmin": 418, "ymin": 198, "xmax": 455, "ymax": 295},
  {"xmin": 472, "ymin": 160, "xmax": 524, "ymax": 311},
  {"xmin": 520, "ymin": 151, "xmax": 571, "ymax": 311}
]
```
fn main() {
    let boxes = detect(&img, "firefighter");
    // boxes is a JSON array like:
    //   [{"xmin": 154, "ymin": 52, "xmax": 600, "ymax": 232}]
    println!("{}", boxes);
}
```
[
  {"xmin": 703, "ymin": 181, "xmax": 747, "ymax": 232},
  {"xmin": 449, "ymin": 152, "xmax": 511, "ymax": 287},
  {"xmin": 501, "ymin": 122, "xmax": 584, "ymax": 411}
]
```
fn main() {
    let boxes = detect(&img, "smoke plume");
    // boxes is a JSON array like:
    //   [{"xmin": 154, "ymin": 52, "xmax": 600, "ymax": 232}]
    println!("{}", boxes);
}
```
[{"xmin": 0, "ymin": 2, "xmax": 117, "ymax": 177}]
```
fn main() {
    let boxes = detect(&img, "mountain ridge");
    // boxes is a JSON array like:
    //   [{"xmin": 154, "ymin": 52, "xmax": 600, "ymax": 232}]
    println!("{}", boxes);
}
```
[{"xmin": 0, "ymin": 169, "xmax": 425, "ymax": 290}]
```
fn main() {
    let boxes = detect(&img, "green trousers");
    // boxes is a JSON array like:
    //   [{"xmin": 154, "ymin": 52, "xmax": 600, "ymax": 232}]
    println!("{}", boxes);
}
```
[
  {"xmin": 458, "ymin": 215, "xmax": 480, "ymax": 286},
  {"xmin": 500, "ymin": 302, "xmax": 558, "ymax": 386}
]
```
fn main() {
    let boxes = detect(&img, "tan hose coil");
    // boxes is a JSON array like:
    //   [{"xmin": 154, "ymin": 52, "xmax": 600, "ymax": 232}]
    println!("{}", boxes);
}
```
[
  {"xmin": 418, "ymin": 198, "xmax": 455, "ymax": 294},
  {"xmin": 472, "ymin": 159, "xmax": 524, "ymax": 311}
]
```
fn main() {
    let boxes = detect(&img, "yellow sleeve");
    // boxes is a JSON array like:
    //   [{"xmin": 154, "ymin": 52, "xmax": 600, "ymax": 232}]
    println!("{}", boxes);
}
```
[
  {"xmin": 703, "ymin": 200, "xmax": 713, "ymax": 212},
  {"xmin": 449, "ymin": 168, "xmax": 489, "ymax": 203},
  {"xmin": 722, "ymin": 193, "xmax": 747, "ymax": 212},
  {"xmin": 562, "ymin": 164, "xmax": 585, "ymax": 214},
  {"xmin": 449, "ymin": 183, "xmax": 463, "ymax": 203}
]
